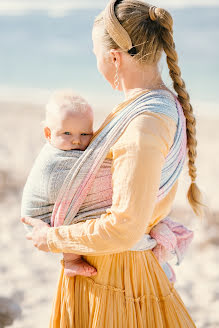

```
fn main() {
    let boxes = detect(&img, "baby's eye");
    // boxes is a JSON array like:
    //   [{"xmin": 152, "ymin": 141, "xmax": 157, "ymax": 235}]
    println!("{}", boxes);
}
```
[
  {"xmin": 81, "ymin": 133, "xmax": 89, "ymax": 136},
  {"xmin": 64, "ymin": 132, "xmax": 71, "ymax": 135}
]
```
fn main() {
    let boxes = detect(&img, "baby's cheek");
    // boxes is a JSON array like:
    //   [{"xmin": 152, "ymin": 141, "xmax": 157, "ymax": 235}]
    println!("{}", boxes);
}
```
[
  {"xmin": 51, "ymin": 136, "xmax": 68, "ymax": 150},
  {"xmin": 82, "ymin": 136, "xmax": 93, "ymax": 148}
]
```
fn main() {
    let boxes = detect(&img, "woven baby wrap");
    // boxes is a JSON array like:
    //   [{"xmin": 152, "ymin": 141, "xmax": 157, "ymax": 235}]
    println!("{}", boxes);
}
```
[
  {"xmin": 51, "ymin": 90, "xmax": 187, "ymax": 232},
  {"xmin": 22, "ymin": 90, "xmax": 186, "ymax": 238},
  {"xmin": 21, "ymin": 90, "xmax": 191, "ymax": 281},
  {"xmin": 21, "ymin": 146, "xmax": 113, "ymax": 226},
  {"xmin": 47, "ymin": 90, "xmax": 188, "ymax": 259}
]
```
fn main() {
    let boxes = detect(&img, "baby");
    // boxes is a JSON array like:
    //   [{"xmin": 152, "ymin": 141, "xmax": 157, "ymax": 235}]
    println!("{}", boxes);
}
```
[{"xmin": 21, "ymin": 90, "xmax": 97, "ymax": 277}]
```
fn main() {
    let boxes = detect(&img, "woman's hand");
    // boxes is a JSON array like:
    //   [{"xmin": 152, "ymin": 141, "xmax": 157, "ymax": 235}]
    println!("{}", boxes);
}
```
[{"xmin": 21, "ymin": 217, "xmax": 50, "ymax": 252}]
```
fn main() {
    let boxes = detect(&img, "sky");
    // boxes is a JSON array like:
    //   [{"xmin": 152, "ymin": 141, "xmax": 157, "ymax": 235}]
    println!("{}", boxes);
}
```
[{"xmin": 0, "ymin": 0, "xmax": 218, "ymax": 16}]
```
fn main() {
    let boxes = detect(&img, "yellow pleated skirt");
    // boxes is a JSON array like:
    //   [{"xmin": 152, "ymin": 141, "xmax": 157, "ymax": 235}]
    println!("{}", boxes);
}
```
[{"xmin": 49, "ymin": 250, "xmax": 196, "ymax": 328}]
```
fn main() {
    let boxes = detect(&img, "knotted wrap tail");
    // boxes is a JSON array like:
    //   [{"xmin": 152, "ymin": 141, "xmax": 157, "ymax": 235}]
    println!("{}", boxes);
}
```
[{"xmin": 150, "ymin": 217, "xmax": 194, "ymax": 282}]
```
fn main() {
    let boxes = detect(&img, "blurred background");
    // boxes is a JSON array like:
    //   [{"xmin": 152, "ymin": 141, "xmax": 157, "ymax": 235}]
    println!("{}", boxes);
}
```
[{"xmin": 0, "ymin": 0, "xmax": 218, "ymax": 327}]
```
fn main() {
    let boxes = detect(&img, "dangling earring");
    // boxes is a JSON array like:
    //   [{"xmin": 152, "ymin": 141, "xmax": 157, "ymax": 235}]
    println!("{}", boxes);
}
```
[{"xmin": 114, "ymin": 62, "xmax": 119, "ymax": 90}]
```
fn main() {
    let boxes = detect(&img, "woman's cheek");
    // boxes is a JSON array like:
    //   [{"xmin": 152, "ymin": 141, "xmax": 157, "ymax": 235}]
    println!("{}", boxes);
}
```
[
  {"xmin": 97, "ymin": 57, "xmax": 114, "ymax": 86},
  {"xmin": 101, "ymin": 65, "xmax": 115, "ymax": 87}
]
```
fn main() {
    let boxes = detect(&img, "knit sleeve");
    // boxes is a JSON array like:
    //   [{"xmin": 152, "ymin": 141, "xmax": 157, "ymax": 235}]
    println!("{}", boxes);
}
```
[{"xmin": 47, "ymin": 112, "xmax": 177, "ymax": 255}]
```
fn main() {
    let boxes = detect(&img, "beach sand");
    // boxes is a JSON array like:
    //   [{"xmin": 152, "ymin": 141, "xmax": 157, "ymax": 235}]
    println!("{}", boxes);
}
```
[{"xmin": 0, "ymin": 101, "xmax": 218, "ymax": 328}]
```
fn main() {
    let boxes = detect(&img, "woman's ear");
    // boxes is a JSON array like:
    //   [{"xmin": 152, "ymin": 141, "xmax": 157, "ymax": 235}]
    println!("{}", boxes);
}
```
[
  {"xmin": 44, "ymin": 127, "xmax": 51, "ymax": 140},
  {"xmin": 109, "ymin": 49, "xmax": 121, "ymax": 68}
]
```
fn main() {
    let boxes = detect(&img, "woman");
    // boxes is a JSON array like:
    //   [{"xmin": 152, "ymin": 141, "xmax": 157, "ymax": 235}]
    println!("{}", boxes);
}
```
[{"xmin": 22, "ymin": 0, "xmax": 205, "ymax": 326}]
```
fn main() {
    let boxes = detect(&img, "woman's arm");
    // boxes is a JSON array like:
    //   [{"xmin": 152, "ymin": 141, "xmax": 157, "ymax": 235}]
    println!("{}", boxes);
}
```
[{"xmin": 47, "ymin": 112, "xmax": 177, "ymax": 256}]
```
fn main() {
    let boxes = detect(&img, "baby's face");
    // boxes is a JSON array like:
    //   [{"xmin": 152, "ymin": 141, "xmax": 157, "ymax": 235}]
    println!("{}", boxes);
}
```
[{"xmin": 46, "ymin": 110, "xmax": 93, "ymax": 151}]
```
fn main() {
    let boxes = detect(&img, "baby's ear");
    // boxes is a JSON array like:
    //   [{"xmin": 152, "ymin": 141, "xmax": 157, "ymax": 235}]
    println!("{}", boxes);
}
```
[{"xmin": 44, "ymin": 127, "xmax": 51, "ymax": 140}]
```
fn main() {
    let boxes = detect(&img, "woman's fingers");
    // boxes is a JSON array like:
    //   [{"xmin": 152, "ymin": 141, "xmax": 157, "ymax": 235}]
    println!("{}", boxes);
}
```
[
  {"xmin": 21, "ymin": 217, "xmax": 50, "ymax": 228},
  {"xmin": 26, "ymin": 234, "xmax": 37, "ymax": 248},
  {"xmin": 21, "ymin": 217, "xmax": 50, "ymax": 252},
  {"xmin": 26, "ymin": 233, "xmax": 32, "ymax": 240},
  {"xmin": 21, "ymin": 217, "xmax": 38, "ymax": 226},
  {"xmin": 21, "ymin": 217, "xmax": 33, "ymax": 226}
]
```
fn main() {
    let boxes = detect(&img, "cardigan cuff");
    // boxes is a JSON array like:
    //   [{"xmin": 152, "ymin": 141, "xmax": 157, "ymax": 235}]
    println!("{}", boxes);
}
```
[{"xmin": 47, "ymin": 227, "xmax": 61, "ymax": 253}]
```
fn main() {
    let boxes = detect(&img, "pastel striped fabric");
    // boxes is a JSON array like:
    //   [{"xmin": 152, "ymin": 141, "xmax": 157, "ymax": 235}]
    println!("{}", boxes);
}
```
[{"xmin": 51, "ymin": 90, "xmax": 187, "ymax": 228}]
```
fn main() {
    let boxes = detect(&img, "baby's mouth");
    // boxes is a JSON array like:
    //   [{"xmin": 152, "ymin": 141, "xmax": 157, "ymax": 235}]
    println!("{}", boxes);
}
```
[{"xmin": 71, "ymin": 147, "xmax": 82, "ymax": 150}]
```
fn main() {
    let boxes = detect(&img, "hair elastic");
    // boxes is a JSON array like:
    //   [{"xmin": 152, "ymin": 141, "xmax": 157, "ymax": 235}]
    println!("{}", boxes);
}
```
[{"xmin": 149, "ymin": 6, "xmax": 158, "ymax": 21}]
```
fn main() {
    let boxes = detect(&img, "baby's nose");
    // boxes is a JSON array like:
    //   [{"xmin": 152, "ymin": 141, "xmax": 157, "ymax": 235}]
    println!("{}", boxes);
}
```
[{"xmin": 72, "ymin": 137, "xmax": 80, "ymax": 144}]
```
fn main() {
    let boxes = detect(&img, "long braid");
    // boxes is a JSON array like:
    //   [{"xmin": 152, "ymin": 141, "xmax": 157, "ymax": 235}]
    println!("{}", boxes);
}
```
[
  {"xmin": 94, "ymin": 1, "xmax": 207, "ymax": 218},
  {"xmin": 149, "ymin": 7, "xmax": 206, "ymax": 218}
]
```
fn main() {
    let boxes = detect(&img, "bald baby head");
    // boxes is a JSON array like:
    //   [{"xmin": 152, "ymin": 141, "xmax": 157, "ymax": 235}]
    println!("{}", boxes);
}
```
[{"xmin": 44, "ymin": 90, "xmax": 94, "ymax": 151}]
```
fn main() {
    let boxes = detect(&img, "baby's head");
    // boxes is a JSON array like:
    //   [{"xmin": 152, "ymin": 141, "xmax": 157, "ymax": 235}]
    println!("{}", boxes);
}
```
[{"xmin": 44, "ymin": 90, "xmax": 94, "ymax": 151}]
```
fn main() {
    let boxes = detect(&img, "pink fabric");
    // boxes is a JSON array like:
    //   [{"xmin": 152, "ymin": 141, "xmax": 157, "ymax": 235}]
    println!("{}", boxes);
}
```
[
  {"xmin": 49, "ymin": 92, "xmax": 193, "ymax": 283},
  {"xmin": 51, "ymin": 93, "xmax": 187, "ymax": 228},
  {"xmin": 150, "ymin": 217, "xmax": 194, "ymax": 282}
]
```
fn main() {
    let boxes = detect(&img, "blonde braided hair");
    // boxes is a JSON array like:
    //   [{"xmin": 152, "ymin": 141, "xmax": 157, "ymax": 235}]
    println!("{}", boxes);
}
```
[
  {"xmin": 149, "ymin": 7, "xmax": 206, "ymax": 218},
  {"xmin": 94, "ymin": 0, "xmax": 206, "ymax": 218}
]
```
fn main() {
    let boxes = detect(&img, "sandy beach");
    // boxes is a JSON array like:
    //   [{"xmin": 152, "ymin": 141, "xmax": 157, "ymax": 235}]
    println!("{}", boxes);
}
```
[{"xmin": 1, "ymin": 100, "xmax": 219, "ymax": 328}]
